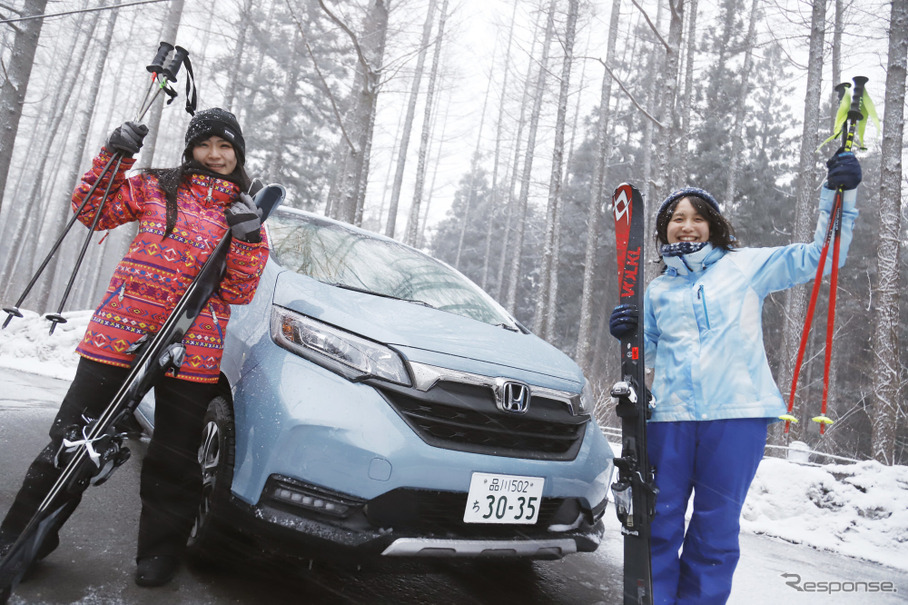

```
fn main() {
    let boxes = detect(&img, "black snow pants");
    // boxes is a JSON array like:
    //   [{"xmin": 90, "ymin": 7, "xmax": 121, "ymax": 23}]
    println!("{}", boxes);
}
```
[{"xmin": 0, "ymin": 357, "xmax": 216, "ymax": 560}]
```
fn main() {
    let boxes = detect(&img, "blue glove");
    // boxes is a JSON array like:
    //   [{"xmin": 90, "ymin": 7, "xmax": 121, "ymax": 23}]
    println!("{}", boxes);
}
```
[
  {"xmin": 826, "ymin": 150, "xmax": 862, "ymax": 191},
  {"xmin": 609, "ymin": 304, "xmax": 638, "ymax": 339}
]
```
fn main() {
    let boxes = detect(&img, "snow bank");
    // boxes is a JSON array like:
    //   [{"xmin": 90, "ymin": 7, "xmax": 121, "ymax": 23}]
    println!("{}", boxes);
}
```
[
  {"xmin": 743, "ymin": 457, "xmax": 908, "ymax": 570},
  {"xmin": 0, "ymin": 309, "xmax": 87, "ymax": 380}
]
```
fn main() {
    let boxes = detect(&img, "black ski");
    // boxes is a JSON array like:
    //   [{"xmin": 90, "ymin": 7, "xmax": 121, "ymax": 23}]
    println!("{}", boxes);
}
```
[
  {"xmin": 610, "ymin": 182, "xmax": 657, "ymax": 605},
  {"xmin": 0, "ymin": 184, "xmax": 285, "ymax": 602}
]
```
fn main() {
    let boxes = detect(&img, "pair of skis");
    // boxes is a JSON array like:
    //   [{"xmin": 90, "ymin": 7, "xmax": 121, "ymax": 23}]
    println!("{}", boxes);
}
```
[
  {"xmin": 611, "ymin": 183, "xmax": 657, "ymax": 605},
  {"xmin": 0, "ymin": 185, "xmax": 284, "ymax": 603}
]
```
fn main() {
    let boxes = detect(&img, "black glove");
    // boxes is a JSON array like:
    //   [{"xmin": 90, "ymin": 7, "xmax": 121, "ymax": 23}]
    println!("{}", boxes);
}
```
[
  {"xmin": 609, "ymin": 304, "xmax": 638, "ymax": 339},
  {"xmin": 826, "ymin": 150, "xmax": 862, "ymax": 191},
  {"xmin": 105, "ymin": 121, "xmax": 148, "ymax": 156},
  {"xmin": 225, "ymin": 192, "xmax": 262, "ymax": 243}
]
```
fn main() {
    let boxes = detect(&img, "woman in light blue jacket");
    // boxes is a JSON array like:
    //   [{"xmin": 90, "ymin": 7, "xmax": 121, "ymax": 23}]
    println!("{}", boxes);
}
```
[{"xmin": 609, "ymin": 151, "xmax": 862, "ymax": 604}]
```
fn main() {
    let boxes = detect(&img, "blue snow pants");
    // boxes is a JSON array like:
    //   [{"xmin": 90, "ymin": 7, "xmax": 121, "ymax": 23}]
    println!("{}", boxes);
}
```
[{"xmin": 647, "ymin": 418, "xmax": 769, "ymax": 605}]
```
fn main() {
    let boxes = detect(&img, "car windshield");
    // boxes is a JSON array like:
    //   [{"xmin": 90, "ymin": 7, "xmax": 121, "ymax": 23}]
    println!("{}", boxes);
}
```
[{"xmin": 267, "ymin": 210, "xmax": 518, "ymax": 329}]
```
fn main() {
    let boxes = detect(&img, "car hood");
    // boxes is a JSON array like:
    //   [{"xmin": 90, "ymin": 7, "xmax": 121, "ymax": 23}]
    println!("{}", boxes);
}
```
[{"xmin": 271, "ymin": 269, "xmax": 584, "ymax": 388}]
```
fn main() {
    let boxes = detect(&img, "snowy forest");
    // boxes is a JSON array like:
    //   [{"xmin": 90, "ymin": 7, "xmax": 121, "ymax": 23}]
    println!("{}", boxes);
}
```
[{"xmin": 0, "ymin": 0, "xmax": 905, "ymax": 464}]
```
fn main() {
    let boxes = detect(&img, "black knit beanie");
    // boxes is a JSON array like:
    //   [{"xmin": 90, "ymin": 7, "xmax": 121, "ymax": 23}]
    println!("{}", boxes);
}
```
[{"xmin": 184, "ymin": 108, "xmax": 246, "ymax": 166}]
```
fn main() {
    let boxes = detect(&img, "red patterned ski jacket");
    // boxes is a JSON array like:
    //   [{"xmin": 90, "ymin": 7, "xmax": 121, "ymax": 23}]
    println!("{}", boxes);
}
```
[{"xmin": 71, "ymin": 149, "xmax": 269, "ymax": 383}]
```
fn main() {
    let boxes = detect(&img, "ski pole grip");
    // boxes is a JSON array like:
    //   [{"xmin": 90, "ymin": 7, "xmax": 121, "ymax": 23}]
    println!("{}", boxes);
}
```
[
  {"xmin": 162, "ymin": 45, "xmax": 189, "ymax": 81},
  {"xmin": 146, "ymin": 41, "xmax": 174, "ymax": 74},
  {"xmin": 849, "ymin": 76, "xmax": 868, "ymax": 121},
  {"xmin": 833, "ymin": 82, "xmax": 850, "ymax": 102}
]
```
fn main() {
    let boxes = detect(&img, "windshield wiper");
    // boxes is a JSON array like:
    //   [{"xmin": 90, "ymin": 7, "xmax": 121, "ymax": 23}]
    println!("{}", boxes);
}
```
[{"xmin": 327, "ymin": 282, "xmax": 435, "ymax": 308}]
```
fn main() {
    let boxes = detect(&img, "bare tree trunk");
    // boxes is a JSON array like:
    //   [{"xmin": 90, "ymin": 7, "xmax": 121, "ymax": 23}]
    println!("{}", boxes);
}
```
[
  {"xmin": 576, "ymin": 0, "xmax": 621, "ymax": 370},
  {"xmin": 420, "ymin": 90, "xmax": 451, "ymax": 248},
  {"xmin": 775, "ymin": 0, "xmax": 827, "ymax": 444},
  {"xmin": 324, "ymin": 0, "xmax": 389, "ymax": 225},
  {"xmin": 653, "ymin": 0, "xmax": 684, "ymax": 203},
  {"xmin": 831, "ymin": 0, "xmax": 843, "ymax": 126},
  {"xmin": 535, "ymin": 0, "xmax": 579, "ymax": 341},
  {"xmin": 454, "ymin": 60, "xmax": 492, "ymax": 267},
  {"xmin": 723, "ymin": 0, "xmax": 758, "ymax": 205},
  {"xmin": 676, "ymin": 0, "xmax": 698, "ymax": 183},
  {"xmin": 871, "ymin": 0, "xmax": 907, "ymax": 465},
  {"xmin": 266, "ymin": 28, "xmax": 305, "ymax": 184},
  {"xmin": 405, "ymin": 0, "xmax": 448, "ymax": 246},
  {"xmin": 480, "ymin": 0, "xmax": 519, "ymax": 292},
  {"xmin": 505, "ymin": 0, "xmax": 556, "ymax": 314},
  {"xmin": 224, "ymin": 0, "xmax": 255, "ymax": 111},
  {"xmin": 0, "ymin": 0, "xmax": 48, "ymax": 213},
  {"xmin": 385, "ymin": 0, "xmax": 437, "ymax": 238},
  {"xmin": 493, "ymin": 4, "xmax": 544, "ymax": 302}
]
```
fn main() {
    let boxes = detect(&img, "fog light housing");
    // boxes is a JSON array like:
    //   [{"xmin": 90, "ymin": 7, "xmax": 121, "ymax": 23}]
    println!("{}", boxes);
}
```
[{"xmin": 267, "ymin": 477, "xmax": 364, "ymax": 518}]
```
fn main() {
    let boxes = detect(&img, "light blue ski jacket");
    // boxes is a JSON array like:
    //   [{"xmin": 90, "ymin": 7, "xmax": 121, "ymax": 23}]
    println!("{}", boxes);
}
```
[{"xmin": 643, "ymin": 186, "xmax": 858, "ymax": 423}]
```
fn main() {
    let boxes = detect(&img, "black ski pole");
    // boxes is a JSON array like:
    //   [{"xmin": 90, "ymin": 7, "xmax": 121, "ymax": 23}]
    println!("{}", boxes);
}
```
[
  {"xmin": 134, "ymin": 40, "xmax": 174, "ymax": 119},
  {"xmin": 1, "ymin": 154, "xmax": 120, "ymax": 328},
  {"xmin": 44, "ymin": 155, "xmax": 125, "ymax": 334}
]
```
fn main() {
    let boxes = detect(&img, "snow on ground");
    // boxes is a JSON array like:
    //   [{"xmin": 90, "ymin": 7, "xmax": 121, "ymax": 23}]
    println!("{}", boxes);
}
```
[{"xmin": 2, "ymin": 310, "xmax": 907, "ymax": 575}]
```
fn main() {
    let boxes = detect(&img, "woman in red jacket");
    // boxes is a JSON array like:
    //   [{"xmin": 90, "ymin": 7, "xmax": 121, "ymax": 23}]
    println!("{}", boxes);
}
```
[{"xmin": 0, "ymin": 108, "xmax": 268, "ymax": 588}]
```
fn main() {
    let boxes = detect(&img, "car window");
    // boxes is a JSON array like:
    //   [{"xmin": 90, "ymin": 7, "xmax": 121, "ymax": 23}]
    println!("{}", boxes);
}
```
[{"xmin": 268, "ymin": 210, "xmax": 519, "ymax": 328}]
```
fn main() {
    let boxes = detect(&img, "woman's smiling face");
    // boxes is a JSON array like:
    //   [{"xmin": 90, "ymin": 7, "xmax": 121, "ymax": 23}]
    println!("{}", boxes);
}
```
[
  {"xmin": 191, "ymin": 136, "xmax": 237, "ymax": 175},
  {"xmin": 666, "ymin": 198, "xmax": 710, "ymax": 245}
]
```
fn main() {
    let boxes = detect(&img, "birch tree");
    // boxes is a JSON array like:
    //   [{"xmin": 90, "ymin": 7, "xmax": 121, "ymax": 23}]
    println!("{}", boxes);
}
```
[
  {"xmin": 0, "ymin": 0, "xmax": 48, "ymax": 212},
  {"xmin": 323, "ymin": 0, "xmax": 389, "ymax": 225},
  {"xmin": 576, "ymin": 0, "xmax": 621, "ymax": 370},
  {"xmin": 723, "ymin": 0, "xmax": 758, "ymax": 205},
  {"xmin": 386, "ymin": 0, "xmax": 436, "ymax": 238},
  {"xmin": 535, "ymin": 0, "xmax": 579, "ymax": 340},
  {"xmin": 870, "ymin": 0, "xmax": 907, "ymax": 464},
  {"xmin": 405, "ymin": 0, "xmax": 448, "ymax": 246},
  {"xmin": 505, "ymin": 0, "xmax": 555, "ymax": 314}
]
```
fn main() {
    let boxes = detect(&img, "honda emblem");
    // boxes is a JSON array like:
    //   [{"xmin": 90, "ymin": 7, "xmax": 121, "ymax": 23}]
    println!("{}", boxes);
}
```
[{"xmin": 499, "ymin": 382, "xmax": 530, "ymax": 414}]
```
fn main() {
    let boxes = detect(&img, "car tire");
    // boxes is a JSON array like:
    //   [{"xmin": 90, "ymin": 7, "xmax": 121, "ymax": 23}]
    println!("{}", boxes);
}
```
[{"xmin": 186, "ymin": 395, "xmax": 236, "ymax": 564}]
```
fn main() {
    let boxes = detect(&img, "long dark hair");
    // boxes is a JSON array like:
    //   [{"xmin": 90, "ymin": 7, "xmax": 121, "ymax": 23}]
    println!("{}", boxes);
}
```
[
  {"xmin": 145, "ymin": 156, "xmax": 250, "ymax": 239},
  {"xmin": 655, "ymin": 195, "xmax": 738, "ymax": 251}
]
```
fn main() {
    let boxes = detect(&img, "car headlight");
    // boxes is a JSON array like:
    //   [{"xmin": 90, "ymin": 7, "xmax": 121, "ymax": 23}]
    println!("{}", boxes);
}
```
[
  {"xmin": 579, "ymin": 378, "xmax": 594, "ymax": 414},
  {"xmin": 270, "ymin": 306, "xmax": 411, "ymax": 386}
]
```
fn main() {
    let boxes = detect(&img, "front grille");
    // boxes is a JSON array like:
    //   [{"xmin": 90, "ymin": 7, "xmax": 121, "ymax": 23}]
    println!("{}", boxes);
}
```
[{"xmin": 376, "ymin": 381, "xmax": 587, "ymax": 461}]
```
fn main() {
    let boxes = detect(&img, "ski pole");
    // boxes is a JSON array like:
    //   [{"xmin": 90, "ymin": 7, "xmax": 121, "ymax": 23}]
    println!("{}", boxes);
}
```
[
  {"xmin": 134, "ymin": 41, "xmax": 174, "ymax": 120},
  {"xmin": 780, "ymin": 85, "xmax": 851, "ymax": 432},
  {"xmin": 44, "ymin": 156, "xmax": 125, "ymax": 335},
  {"xmin": 1, "ymin": 154, "xmax": 120, "ymax": 328},
  {"xmin": 136, "ymin": 45, "xmax": 194, "ymax": 120},
  {"xmin": 782, "ymin": 76, "xmax": 867, "ymax": 433},
  {"xmin": 812, "ymin": 76, "xmax": 867, "ymax": 435}
]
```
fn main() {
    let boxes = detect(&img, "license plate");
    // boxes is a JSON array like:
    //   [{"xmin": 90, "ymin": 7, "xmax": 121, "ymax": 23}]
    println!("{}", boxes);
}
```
[{"xmin": 463, "ymin": 472, "xmax": 544, "ymax": 524}]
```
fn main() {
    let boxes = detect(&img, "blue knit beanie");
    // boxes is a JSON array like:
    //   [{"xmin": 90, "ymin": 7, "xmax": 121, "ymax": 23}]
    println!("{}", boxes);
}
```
[{"xmin": 658, "ymin": 187, "xmax": 721, "ymax": 219}]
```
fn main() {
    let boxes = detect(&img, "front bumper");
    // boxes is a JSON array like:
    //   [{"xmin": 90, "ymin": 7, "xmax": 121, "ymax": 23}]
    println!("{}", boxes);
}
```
[{"xmin": 218, "ymin": 476, "xmax": 605, "ymax": 561}]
